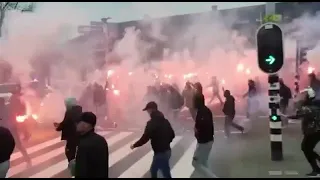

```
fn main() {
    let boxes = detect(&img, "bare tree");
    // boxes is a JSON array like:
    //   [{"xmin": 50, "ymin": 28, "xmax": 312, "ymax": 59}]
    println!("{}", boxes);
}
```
[{"xmin": 0, "ymin": 2, "xmax": 35, "ymax": 37}]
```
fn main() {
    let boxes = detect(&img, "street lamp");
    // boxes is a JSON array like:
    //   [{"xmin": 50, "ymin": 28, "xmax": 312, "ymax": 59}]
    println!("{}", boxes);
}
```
[
  {"xmin": 101, "ymin": 17, "xmax": 111, "ymax": 23},
  {"xmin": 101, "ymin": 17, "xmax": 111, "ymax": 37},
  {"xmin": 101, "ymin": 17, "xmax": 112, "ymax": 53}
]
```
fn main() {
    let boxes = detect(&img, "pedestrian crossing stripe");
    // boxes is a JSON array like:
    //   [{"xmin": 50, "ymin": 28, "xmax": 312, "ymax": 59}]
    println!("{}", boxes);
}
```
[{"xmin": 7, "ymin": 131, "xmax": 217, "ymax": 178}]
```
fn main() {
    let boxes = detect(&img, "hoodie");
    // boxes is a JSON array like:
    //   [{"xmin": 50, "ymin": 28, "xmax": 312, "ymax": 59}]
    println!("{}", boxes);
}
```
[
  {"xmin": 194, "ymin": 93, "xmax": 214, "ymax": 144},
  {"xmin": 223, "ymin": 95, "xmax": 235, "ymax": 117},
  {"xmin": 133, "ymin": 110, "xmax": 175, "ymax": 153},
  {"xmin": 56, "ymin": 105, "xmax": 82, "ymax": 141}
]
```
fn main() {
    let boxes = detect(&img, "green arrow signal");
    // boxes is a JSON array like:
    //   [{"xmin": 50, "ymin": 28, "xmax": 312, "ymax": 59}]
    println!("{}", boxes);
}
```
[{"xmin": 265, "ymin": 55, "xmax": 275, "ymax": 65}]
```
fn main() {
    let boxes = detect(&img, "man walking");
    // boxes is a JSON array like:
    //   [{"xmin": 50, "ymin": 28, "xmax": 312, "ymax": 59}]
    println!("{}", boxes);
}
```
[
  {"xmin": 192, "ymin": 93, "xmax": 216, "ymax": 178},
  {"xmin": 279, "ymin": 78, "xmax": 292, "ymax": 127},
  {"xmin": 131, "ymin": 101, "xmax": 175, "ymax": 178},
  {"xmin": 54, "ymin": 98, "xmax": 82, "ymax": 162},
  {"xmin": 74, "ymin": 112, "xmax": 109, "ymax": 178},
  {"xmin": 223, "ymin": 90, "xmax": 244, "ymax": 138}
]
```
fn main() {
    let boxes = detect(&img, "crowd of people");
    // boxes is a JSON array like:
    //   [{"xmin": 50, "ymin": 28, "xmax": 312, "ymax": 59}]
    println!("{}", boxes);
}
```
[{"xmin": 2, "ymin": 70, "xmax": 320, "ymax": 178}]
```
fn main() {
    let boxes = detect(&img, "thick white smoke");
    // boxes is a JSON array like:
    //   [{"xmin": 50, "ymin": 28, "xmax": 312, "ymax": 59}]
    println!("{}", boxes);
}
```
[
  {"xmin": 2, "ymin": 2, "xmax": 319, "ymax": 125},
  {"xmin": 1, "ymin": 2, "xmax": 91, "ymax": 122}
]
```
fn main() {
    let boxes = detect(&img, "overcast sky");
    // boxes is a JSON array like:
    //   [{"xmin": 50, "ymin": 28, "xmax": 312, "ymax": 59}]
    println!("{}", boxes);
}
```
[{"xmin": 63, "ymin": 2, "xmax": 267, "ymax": 22}]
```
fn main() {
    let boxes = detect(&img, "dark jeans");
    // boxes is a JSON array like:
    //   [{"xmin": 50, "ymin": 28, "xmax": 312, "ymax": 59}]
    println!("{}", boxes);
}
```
[
  {"xmin": 150, "ymin": 150, "xmax": 172, "ymax": 178},
  {"xmin": 280, "ymin": 99, "xmax": 289, "ymax": 125},
  {"xmin": 65, "ymin": 139, "xmax": 78, "ymax": 162},
  {"xmin": 224, "ymin": 115, "xmax": 244, "ymax": 137},
  {"xmin": 301, "ymin": 132, "xmax": 320, "ymax": 172}
]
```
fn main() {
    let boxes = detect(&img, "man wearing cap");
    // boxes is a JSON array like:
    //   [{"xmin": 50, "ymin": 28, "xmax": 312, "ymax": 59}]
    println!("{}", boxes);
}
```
[
  {"xmin": 130, "ymin": 101, "xmax": 175, "ymax": 178},
  {"xmin": 74, "ymin": 112, "xmax": 109, "ymax": 178}
]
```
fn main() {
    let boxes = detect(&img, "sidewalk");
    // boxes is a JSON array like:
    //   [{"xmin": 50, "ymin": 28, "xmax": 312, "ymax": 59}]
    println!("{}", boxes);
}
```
[{"xmin": 209, "ymin": 118, "xmax": 309, "ymax": 178}]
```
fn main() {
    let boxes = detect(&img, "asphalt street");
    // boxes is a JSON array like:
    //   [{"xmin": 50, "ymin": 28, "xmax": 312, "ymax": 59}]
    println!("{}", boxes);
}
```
[{"xmin": 7, "ymin": 115, "xmax": 308, "ymax": 178}]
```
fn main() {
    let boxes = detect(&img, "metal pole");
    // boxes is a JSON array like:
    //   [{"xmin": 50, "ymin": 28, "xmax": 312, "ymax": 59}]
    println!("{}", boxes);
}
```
[
  {"xmin": 265, "ymin": 2, "xmax": 283, "ymax": 161},
  {"xmin": 294, "ymin": 40, "xmax": 300, "ymax": 98}
]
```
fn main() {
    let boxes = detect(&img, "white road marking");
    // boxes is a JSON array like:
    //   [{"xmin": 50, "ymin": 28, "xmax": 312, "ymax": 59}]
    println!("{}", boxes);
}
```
[
  {"xmin": 109, "ymin": 139, "xmax": 139, "ymax": 167},
  {"xmin": 171, "ymin": 140, "xmax": 197, "ymax": 178},
  {"xmin": 8, "ymin": 131, "xmax": 111, "ymax": 177},
  {"xmin": 118, "ymin": 136, "xmax": 183, "ymax": 178},
  {"xmin": 284, "ymin": 171, "xmax": 299, "ymax": 175},
  {"xmin": 269, "ymin": 171, "xmax": 282, "ymax": 176},
  {"xmin": 11, "ymin": 131, "xmax": 110, "ymax": 162},
  {"xmin": 28, "ymin": 131, "xmax": 133, "ymax": 178}
]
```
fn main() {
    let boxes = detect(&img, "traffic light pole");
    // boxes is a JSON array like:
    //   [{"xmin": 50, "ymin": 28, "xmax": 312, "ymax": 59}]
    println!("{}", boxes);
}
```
[
  {"xmin": 268, "ymin": 74, "xmax": 283, "ymax": 161},
  {"xmin": 260, "ymin": 2, "xmax": 283, "ymax": 161}
]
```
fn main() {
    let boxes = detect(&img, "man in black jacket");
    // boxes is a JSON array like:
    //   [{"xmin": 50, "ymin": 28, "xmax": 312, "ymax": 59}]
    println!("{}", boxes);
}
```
[
  {"xmin": 287, "ymin": 87, "xmax": 320, "ymax": 177},
  {"xmin": 130, "ymin": 101, "xmax": 175, "ymax": 178},
  {"xmin": 75, "ymin": 112, "xmax": 108, "ymax": 178},
  {"xmin": 279, "ymin": 78, "xmax": 292, "ymax": 127},
  {"xmin": 223, "ymin": 90, "xmax": 244, "ymax": 138},
  {"xmin": 0, "ymin": 125, "xmax": 15, "ymax": 178},
  {"xmin": 54, "ymin": 99, "xmax": 82, "ymax": 162},
  {"xmin": 192, "ymin": 92, "xmax": 216, "ymax": 178}
]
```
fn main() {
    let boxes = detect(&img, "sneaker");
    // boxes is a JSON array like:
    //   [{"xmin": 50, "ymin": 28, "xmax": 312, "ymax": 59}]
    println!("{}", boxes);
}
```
[{"xmin": 306, "ymin": 171, "xmax": 320, "ymax": 177}]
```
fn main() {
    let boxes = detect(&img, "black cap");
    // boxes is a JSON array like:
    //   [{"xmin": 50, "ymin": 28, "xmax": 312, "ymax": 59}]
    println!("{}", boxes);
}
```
[
  {"xmin": 79, "ymin": 112, "xmax": 97, "ymax": 127},
  {"xmin": 143, "ymin": 101, "xmax": 158, "ymax": 111}
]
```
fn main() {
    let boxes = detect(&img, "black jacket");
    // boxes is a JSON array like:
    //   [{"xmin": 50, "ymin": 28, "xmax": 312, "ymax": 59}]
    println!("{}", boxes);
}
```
[
  {"xmin": 223, "ymin": 95, "xmax": 235, "ymax": 117},
  {"xmin": 56, "ymin": 105, "xmax": 82, "ymax": 141},
  {"xmin": 279, "ymin": 84, "xmax": 292, "ymax": 101},
  {"xmin": 75, "ymin": 130, "xmax": 109, "ymax": 178},
  {"xmin": 195, "ymin": 105, "xmax": 214, "ymax": 144},
  {"xmin": 133, "ymin": 110, "xmax": 175, "ymax": 153},
  {"xmin": 288, "ymin": 105, "xmax": 320, "ymax": 135},
  {"xmin": 0, "ymin": 126, "xmax": 15, "ymax": 163}
]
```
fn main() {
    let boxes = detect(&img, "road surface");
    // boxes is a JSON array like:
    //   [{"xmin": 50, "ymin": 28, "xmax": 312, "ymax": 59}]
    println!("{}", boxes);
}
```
[{"xmin": 6, "ymin": 116, "xmax": 308, "ymax": 178}]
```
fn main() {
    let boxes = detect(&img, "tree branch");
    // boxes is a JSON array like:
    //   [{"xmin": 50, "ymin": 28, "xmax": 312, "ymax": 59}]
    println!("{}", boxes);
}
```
[
  {"xmin": 3, "ymin": 2, "xmax": 10, "ymax": 10},
  {"xmin": 14, "ymin": 2, "xmax": 18, "ymax": 9}
]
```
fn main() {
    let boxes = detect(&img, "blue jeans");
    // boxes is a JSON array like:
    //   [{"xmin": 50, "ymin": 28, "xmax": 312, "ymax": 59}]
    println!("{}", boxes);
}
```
[
  {"xmin": 150, "ymin": 150, "xmax": 172, "ymax": 178},
  {"xmin": 192, "ymin": 141, "xmax": 217, "ymax": 178}
]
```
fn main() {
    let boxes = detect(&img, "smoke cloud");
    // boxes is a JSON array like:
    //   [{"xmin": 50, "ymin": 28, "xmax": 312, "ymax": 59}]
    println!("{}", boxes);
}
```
[{"xmin": 1, "ymin": 3, "xmax": 319, "ymax": 125}]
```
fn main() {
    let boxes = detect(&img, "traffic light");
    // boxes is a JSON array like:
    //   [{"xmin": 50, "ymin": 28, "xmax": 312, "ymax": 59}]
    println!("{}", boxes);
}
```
[
  {"xmin": 257, "ymin": 23, "xmax": 284, "ymax": 74},
  {"xmin": 271, "ymin": 115, "xmax": 279, "ymax": 121},
  {"xmin": 299, "ymin": 47, "xmax": 308, "ymax": 64}
]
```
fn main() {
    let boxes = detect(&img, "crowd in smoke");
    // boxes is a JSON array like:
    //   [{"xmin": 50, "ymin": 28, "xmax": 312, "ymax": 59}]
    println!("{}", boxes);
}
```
[{"xmin": 0, "ymin": 3, "xmax": 320, "ymax": 124}]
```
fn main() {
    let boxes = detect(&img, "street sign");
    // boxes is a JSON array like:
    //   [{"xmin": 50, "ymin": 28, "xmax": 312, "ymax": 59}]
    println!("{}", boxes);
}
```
[
  {"xmin": 263, "ymin": 14, "xmax": 282, "ymax": 23},
  {"xmin": 256, "ymin": 23, "xmax": 284, "ymax": 74}
]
